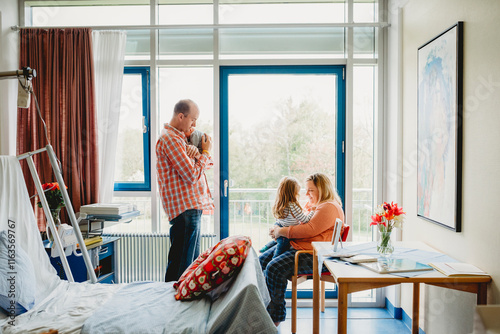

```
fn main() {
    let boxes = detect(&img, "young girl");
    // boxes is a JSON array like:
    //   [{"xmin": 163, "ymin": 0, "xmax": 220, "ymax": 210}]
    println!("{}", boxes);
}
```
[{"xmin": 260, "ymin": 176, "xmax": 315, "ymax": 258}]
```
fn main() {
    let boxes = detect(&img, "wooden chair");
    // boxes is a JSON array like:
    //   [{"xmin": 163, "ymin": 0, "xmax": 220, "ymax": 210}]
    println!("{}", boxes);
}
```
[{"xmin": 290, "ymin": 220, "xmax": 350, "ymax": 334}]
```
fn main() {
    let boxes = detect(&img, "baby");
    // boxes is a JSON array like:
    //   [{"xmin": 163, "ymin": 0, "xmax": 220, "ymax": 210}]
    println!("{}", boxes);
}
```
[{"xmin": 185, "ymin": 127, "xmax": 204, "ymax": 153}]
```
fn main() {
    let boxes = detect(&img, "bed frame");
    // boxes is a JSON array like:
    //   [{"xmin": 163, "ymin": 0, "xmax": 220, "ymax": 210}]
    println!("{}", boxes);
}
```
[{"xmin": 17, "ymin": 144, "xmax": 97, "ymax": 283}]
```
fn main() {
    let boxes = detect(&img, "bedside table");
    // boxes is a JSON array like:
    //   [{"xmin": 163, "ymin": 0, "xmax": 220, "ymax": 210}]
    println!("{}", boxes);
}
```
[{"xmin": 45, "ymin": 236, "xmax": 120, "ymax": 283}]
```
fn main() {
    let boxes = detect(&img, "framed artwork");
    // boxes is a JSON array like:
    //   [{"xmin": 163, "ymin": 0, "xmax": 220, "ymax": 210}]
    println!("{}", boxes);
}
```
[{"xmin": 417, "ymin": 22, "xmax": 463, "ymax": 232}]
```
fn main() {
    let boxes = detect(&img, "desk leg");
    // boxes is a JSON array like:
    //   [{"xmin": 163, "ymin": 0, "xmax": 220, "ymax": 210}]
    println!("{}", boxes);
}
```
[
  {"xmin": 477, "ymin": 283, "xmax": 488, "ymax": 305},
  {"xmin": 412, "ymin": 283, "xmax": 420, "ymax": 334},
  {"xmin": 338, "ymin": 283, "xmax": 348, "ymax": 334},
  {"xmin": 313, "ymin": 249, "xmax": 320, "ymax": 334}
]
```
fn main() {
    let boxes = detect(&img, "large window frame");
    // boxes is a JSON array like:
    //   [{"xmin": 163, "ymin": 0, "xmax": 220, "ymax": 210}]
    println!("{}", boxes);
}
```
[
  {"xmin": 219, "ymin": 65, "xmax": 346, "ymax": 239},
  {"xmin": 21, "ymin": 0, "xmax": 388, "ymax": 307}
]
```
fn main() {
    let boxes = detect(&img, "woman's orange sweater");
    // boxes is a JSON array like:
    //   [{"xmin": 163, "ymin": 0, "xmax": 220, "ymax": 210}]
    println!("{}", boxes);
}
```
[{"xmin": 285, "ymin": 200, "xmax": 344, "ymax": 251}]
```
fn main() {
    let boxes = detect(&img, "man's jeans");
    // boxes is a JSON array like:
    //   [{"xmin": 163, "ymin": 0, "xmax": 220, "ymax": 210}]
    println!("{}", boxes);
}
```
[{"xmin": 165, "ymin": 209, "xmax": 202, "ymax": 282}]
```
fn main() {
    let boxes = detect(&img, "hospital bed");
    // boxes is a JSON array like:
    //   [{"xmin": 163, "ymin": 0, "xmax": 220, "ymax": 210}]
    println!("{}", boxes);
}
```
[{"xmin": 0, "ymin": 155, "xmax": 276, "ymax": 334}]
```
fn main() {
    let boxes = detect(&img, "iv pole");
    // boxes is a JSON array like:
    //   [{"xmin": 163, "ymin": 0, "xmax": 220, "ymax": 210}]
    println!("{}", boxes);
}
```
[
  {"xmin": 0, "ymin": 67, "xmax": 36, "ymax": 80},
  {"xmin": 3, "ymin": 67, "xmax": 98, "ymax": 283}
]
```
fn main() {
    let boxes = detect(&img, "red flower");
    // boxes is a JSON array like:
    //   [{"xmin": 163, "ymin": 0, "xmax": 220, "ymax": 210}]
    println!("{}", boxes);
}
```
[
  {"xmin": 391, "ymin": 202, "xmax": 405, "ymax": 216},
  {"xmin": 37, "ymin": 182, "xmax": 66, "ymax": 211},
  {"xmin": 370, "ymin": 214, "xmax": 382, "ymax": 226},
  {"xmin": 370, "ymin": 201, "xmax": 406, "ymax": 232}
]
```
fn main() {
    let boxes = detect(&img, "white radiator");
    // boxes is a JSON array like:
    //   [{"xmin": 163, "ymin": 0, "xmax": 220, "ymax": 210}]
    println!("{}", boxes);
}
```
[{"xmin": 105, "ymin": 233, "xmax": 217, "ymax": 283}]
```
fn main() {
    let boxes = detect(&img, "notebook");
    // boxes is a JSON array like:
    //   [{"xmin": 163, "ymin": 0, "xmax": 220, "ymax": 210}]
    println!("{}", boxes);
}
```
[
  {"xmin": 428, "ymin": 262, "xmax": 489, "ymax": 277},
  {"xmin": 341, "ymin": 254, "xmax": 378, "ymax": 263}
]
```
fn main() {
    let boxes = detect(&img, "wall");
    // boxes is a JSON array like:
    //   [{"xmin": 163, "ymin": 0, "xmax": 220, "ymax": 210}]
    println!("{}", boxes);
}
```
[
  {"xmin": 0, "ymin": 1, "xmax": 19, "ymax": 155},
  {"xmin": 390, "ymin": 0, "xmax": 500, "ymax": 333}
]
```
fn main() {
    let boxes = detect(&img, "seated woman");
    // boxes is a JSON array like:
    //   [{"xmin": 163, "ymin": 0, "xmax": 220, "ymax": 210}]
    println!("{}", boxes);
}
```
[{"xmin": 259, "ymin": 172, "xmax": 344, "ymax": 326}]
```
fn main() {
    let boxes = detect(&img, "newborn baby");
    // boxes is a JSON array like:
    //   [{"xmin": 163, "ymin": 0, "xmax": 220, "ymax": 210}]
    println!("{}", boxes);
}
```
[{"xmin": 185, "ymin": 127, "xmax": 204, "ymax": 153}]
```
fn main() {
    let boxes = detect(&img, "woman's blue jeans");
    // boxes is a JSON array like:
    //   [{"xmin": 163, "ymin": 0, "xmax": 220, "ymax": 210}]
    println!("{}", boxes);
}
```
[{"xmin": 164, "ymin": 209, "xmax": 202, "ymax": 282}]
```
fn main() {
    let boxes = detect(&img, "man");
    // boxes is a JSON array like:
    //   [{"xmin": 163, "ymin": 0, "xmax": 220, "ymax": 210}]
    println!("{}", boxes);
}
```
[{"xmin": 156, "ymin": 99, "xmax": 214, "ymax": 282}]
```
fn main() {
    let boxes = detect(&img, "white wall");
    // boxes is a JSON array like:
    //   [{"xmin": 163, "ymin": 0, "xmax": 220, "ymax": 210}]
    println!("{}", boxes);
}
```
[
  {"xmin": 388, "ymin": 0, "xmax": 500, "ymax": 333},
  {"xmin": 0, "ymin": 1, "xmax": 19, "ymax": 155}
]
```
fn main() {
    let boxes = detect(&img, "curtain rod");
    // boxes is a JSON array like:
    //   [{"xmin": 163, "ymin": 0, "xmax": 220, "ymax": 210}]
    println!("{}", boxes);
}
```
[{"xmin": 11, "ymin": 22, "xmax": 389, "ymax": 31}]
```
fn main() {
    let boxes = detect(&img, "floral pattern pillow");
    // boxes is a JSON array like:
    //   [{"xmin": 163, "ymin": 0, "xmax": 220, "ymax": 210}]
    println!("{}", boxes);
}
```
[{"xmin": 174, "ymin": 235, "xmax": 252, "ymax": 301}]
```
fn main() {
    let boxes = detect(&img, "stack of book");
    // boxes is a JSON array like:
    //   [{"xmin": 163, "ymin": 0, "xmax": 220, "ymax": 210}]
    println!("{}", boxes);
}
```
[{"xmin": 80, "ymin": 203, "xmax": 137, "ymax": 216}]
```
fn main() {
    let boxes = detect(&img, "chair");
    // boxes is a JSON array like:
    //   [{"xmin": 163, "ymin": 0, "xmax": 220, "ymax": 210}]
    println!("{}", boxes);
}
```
[{"xmin": 290, "ymin": 219, "xmax": 350, "ymax": 334}]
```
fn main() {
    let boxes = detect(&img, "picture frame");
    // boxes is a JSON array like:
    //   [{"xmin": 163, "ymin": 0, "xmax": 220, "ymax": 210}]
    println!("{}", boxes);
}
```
[{"xmin": 417, "ymin": 22, "xmax": 463, "ymax": 232}]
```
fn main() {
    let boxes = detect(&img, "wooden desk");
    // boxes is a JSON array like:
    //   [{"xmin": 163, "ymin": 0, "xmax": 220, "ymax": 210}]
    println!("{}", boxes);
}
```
[{"xmin": 311, "ymin": 241, "xmax": 491, "ymax": 334}]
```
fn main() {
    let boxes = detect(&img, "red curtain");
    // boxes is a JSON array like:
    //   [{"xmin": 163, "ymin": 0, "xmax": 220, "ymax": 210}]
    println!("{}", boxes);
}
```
[{"xmin": 18, "ymin": 28, "xmax": 99, "ymax": 230}]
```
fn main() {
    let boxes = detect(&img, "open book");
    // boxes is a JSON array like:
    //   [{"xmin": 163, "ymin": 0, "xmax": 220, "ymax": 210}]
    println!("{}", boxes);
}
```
[{"xmin": 429, "ymin": 262, "xmax": 489, "ymax": 277}]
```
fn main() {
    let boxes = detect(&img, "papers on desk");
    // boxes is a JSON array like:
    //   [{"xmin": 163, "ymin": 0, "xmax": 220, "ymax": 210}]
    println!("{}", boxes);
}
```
[
  {"xmin": 429, "ymin": 262, "xmax": 488, "ymax": 277},
  {"xmin": 80, "ymin": 203, "xmax": 137, "ymax": 215},
  {"xmin": 85, "ymin": 210, "xmax": 141, "ymax": 222},
  {"xmin": 360, "ymin": 258, "xmax": 433, "ymax": 274}
]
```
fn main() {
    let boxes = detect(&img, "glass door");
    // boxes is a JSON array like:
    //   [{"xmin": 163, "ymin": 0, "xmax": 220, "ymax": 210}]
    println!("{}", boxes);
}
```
[
  {"xmin": 220, "ymin": 66, "xmax": 345, "ymax": 242},
  {"xmin": 220, "ymin": 65, "xmax": 345, "ymax": 298}
]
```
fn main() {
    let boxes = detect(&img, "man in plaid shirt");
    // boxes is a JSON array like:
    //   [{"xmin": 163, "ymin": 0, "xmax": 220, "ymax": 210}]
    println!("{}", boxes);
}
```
[{"xmin": 156, "ymin": 99, "xmax": 214, "ymax": 282}]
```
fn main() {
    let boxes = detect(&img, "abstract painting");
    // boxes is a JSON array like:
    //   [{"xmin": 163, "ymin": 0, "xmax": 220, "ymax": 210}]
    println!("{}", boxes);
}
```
[{"xmin": 417, "ymin": 22, "xmax": 463, "ymax": 231}]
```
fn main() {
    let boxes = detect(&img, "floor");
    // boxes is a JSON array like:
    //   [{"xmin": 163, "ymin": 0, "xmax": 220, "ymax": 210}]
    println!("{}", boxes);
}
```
[{"xmin": 278, "ymin": 307, "xmax": 411, "ymax": 334}]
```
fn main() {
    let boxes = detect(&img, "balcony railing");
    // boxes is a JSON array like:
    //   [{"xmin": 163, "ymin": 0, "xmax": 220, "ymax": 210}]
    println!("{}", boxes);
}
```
[
  {"xmin": 229, "ymin": 188, "xmax": 373, "ymax": 249},
  {"xmin": 106, "ymin": 188, "xmax": 373, "ymax": 245}
]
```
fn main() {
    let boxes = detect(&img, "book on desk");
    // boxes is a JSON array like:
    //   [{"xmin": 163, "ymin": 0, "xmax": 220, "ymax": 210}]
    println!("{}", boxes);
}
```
[
  {"xmin": 429, "ymin": 262, "xmax": 489, "ymax": 277},
  {"xmin": 341, "ymin": 254, "xmax": 378, "ymax": 263}
]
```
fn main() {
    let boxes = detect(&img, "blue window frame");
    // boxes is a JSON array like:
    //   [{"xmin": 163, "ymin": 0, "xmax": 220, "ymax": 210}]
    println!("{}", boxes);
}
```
[
  {"xmin": 114, "ymin": 67, "xmax": 151, "ymax": 191},
  {"xmin": 220, "ymin": 65, "xmax": 345, "ymax": 299},
  {"xmin": 219, "ymin": 65, "xmax": 346, "ymax": 238}
]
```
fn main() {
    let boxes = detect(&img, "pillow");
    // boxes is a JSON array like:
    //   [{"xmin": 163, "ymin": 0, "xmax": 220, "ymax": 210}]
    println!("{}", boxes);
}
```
[
  {"xmin": 0, "ymin": 230, "xmax": 36, "ymax": 316},
  {"xmin": 174, "ymin": 235, "xmax": 252, "ymax": 301}
]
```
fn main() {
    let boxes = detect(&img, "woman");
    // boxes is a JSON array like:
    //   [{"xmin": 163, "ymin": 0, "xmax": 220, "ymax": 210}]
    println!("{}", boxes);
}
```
[{"xmin": 259, "ymin": 172, "xmax": 344, "ymax": 325}]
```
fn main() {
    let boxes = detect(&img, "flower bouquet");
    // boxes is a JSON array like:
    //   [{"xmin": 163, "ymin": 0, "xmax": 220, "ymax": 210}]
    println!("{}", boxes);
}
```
[
  {"xmin": 37, "ymin": 182, "xmax": 67, "ymax": 241},
  {"xmin": 37, "ymin": 182, "xmax": 66, "ymax": 211},
  {"xmin": 370, "ymin": 202, "xmax": 406, "ymax": 257}
]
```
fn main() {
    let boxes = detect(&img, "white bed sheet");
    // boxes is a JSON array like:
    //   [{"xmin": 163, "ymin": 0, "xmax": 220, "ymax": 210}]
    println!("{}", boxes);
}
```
[{"xmin": 0, "ymin": 281, "xmax": 122, "ymax": 334}]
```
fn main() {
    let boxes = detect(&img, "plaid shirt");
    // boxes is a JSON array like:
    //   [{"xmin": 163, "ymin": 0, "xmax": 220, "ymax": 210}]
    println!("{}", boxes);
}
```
[{"xmin": 156, "ymin": 124, "xmax": 214, "ymax": 221}]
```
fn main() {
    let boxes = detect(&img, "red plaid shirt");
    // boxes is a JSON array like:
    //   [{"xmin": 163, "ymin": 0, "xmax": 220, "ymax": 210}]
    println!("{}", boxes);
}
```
[{"xmin": 156, "ymin": 124, "xmax": 214, "ymax": 221}]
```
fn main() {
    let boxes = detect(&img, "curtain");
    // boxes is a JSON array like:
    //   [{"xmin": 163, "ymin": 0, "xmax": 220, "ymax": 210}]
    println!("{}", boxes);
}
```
[
  {"xmin": 92, "ymin": 30, "xmax": 127, "ymax": 203},
  {"xmin": 18, "ymin": 28, "xmax": 98, "ymax": 230}
]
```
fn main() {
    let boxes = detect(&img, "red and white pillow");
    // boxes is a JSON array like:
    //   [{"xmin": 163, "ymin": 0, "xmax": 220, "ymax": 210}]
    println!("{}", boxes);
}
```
[{"xmin": 174, "ymin": 235, "xmax": 252, "ymax": 301}]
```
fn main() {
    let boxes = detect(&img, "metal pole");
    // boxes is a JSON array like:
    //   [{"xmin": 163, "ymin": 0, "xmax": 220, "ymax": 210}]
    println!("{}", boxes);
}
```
[
  {"xmin": 0, "ymin": 68, "xmax": 36, "ymax": 80},
  {"xmin": 16, "ymin": 146, "xmax": 47, "ymax": 160},
  {"xmin": 25, "ymin": 155, "xmax": 74, "ymax": 282},
  {"xmin": 45, "ymin": 144, "xmax": 98, "ymax": 283}
]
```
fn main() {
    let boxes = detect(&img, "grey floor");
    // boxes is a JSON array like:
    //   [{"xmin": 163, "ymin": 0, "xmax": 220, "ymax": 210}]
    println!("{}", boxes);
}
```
[{"xmin": 278, "ymin": 307, "xmax": 411, "ymax": 334}]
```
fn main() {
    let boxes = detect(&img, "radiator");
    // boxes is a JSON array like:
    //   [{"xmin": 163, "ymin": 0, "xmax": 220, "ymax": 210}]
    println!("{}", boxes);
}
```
[{"xmin": 105, "ymin": 233, "xmax": 217, "ymax": 283}]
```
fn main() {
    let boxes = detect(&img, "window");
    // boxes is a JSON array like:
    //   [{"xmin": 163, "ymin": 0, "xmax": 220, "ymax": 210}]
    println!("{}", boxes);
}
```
[
  {"xmin": 114, "ymin": 67, "xmax": 151, "ymax": 191},
  {"xmin": 23, "ymin": 0, "xmax": 385, "ymax": 304}
]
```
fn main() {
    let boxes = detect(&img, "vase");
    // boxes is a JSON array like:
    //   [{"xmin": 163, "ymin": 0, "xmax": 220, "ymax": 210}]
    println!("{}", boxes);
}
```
[
  {"xmin": 47, "ymin": 208, "xmax": 62, "ymax": 243},
  {"xmin": 377, "ymin": 231, "xmax": 394, "ymax": 257}
]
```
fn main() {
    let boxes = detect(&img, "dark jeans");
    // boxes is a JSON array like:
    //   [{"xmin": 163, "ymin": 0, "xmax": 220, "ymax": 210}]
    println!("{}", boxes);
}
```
[
  {"xmin": 274, "ymin": 236, "xmax": 291, "ymax": 257},
  {"xmin": 164, "ymin": 209, "xmax": 202, "ymax": 282}
]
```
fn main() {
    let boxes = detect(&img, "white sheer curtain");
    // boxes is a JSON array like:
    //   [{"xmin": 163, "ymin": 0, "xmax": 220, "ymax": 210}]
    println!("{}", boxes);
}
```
[{"xmin": 92, "ymin": 30, "xmax": 127, "ymax": 203}]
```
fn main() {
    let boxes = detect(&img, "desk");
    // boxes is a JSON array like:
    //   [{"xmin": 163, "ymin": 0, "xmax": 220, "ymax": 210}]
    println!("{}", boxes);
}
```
[{"xmin": 311, "ymin": 241, "xmax": 492, "ymax": 334}]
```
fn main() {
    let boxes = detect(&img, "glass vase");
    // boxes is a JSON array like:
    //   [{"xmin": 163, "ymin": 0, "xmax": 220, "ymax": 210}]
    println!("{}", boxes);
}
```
[
  {"xmin": 47, "ymin": 208, "xmax": 62, "ymax": 243},
  {"xmin": 377, "ymin": 231, "xmax": 394, "ymax": 257}
]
